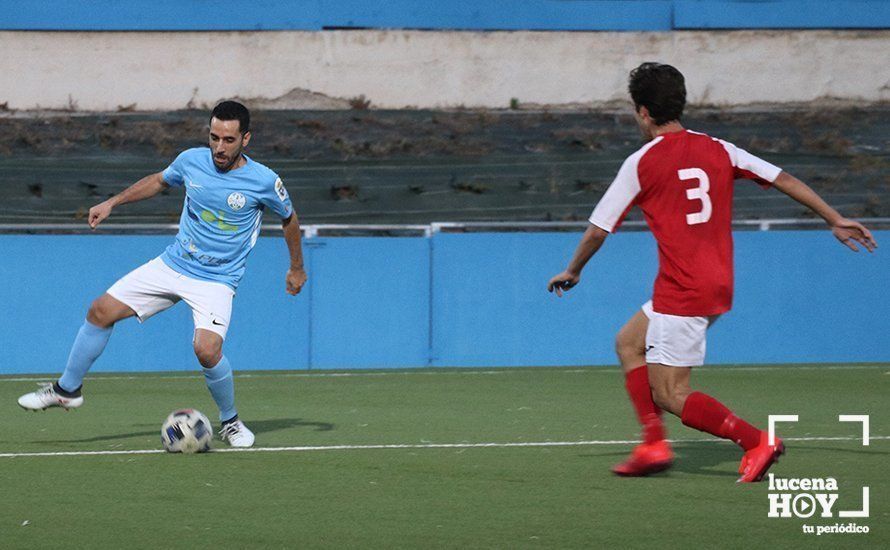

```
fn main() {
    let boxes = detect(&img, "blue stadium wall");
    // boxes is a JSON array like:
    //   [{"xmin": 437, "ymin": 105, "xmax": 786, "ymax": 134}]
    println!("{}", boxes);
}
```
[
  {"xmin": 3, "ymin": 0, "xmax": 889, "ymax": 30},
  {"xmin": 1, "ymin": 231, "xmax": 886, "ymax": 374}
]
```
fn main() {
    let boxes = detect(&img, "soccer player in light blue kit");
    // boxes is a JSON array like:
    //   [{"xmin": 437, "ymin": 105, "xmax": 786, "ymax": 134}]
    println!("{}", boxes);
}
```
[{"xmin": 18, "ymin": 101, "xmax": 307, "ymax": 447}]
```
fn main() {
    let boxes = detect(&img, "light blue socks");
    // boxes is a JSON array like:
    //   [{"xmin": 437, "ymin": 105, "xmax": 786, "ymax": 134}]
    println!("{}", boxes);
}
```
[
  {"xmin": 203, "ymin": 355, "xmax": 237, "ymax": 422},
  {"xmin": 60, "ymin": 319, "xmax": 237, "ymax": 422},
  {"xmin": 58, "ymin": 320, "xmax": 113, "ymax": 393}
]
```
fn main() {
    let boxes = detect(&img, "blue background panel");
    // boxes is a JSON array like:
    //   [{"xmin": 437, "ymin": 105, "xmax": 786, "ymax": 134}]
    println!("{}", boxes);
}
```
[
  {"xmin": 319, "ymin": 1, "xmax": 674, "ymax": 31},
  {"xmin": 0, "ymin": 231, "xmax": 887, "ymax": 375},
  {"xmin": 710, "ymin": 231, "xmax": 886, "ymax": 363},
  {"xmin": 3, "ymin": 1, "xmax": 886, "ymax": 31},
  {"xmin": 430, "ymin": 231, "xmax": 889, "ymax": 366},
  {"xmin": 1, "ymin": 236, "xmax": 195, "ymax": 374},
  {"xmin": 674, "ymin": 1, "xmax": 890, "ymax": 30},
  {"xmin": 227, "ymin": 235, "xmax": 311, "ymax": 371},
  {"xmin": 0, "ymin": 1, "xmax": 672, "ymax": 31},
  {"xmin": 431, "ymin": 232, "xmax": 657, "ymax": 367},
  {"xmin": 0, "ymin": 235, "xmax": 309, "ymax": 373},
  {"xmin": 307, "ymin": 237, "xmax": 430, "ymax": 369}
]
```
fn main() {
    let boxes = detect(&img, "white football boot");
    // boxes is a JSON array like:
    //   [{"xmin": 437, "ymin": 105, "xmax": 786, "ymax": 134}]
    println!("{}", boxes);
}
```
[
  {"xmin": 219, "ymin": 419, "xmax": 255, "ymax": 447},
  {"xmin": 18, "ymin": 383, "xmax": 84, "ymax": 411}
]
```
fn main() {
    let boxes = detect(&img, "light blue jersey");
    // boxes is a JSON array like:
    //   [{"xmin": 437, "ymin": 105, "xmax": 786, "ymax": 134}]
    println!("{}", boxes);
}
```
[{"xmin": 160, "ymin": 147, "xmax": 293, "ymax": 289}]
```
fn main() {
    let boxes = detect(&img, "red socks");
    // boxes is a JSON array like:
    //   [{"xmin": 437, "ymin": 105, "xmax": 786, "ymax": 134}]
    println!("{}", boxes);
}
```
[
  {"xmin": 624, "ymin": 365, "xmax": 665, "ymax": 444},
  {"xmin": 623, "ymin": 369, "xmax": 761, "ymax": 450},
  {"xmin": 680, "ymin": 391, "xmax": 761, "ymax": 450}
]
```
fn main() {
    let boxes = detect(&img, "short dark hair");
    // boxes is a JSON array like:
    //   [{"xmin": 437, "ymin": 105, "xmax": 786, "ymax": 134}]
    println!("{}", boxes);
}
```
[
  {"xmin": 210, "ymin": 100, "xmax": 250, "ymax": 134},
  {"xmin": 628, "ymin": 63, "xmax": 686, "ymax": 126}
]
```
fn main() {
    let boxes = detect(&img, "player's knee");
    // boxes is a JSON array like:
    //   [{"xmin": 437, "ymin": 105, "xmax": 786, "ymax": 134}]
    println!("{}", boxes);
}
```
[
  {"xmin": 87, "ymin": 297, "xmax": 116, "ymax": 328},
  {"xmin": 615, "ymin": 334, "xmax": 643, "ymax": 364},
  {"xmin": 194, "ymin": 342, "xmax": 222, "ymax": 369}
]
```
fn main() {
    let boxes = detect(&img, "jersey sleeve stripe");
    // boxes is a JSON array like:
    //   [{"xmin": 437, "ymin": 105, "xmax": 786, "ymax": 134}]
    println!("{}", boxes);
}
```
[
  {"xmin": 588, "ymin": 165, "xmax": 640, "ymax": 232},
  {"xmin": 718, "ymin": 139, "xmax": 782, "ymax": 185},
  {"xmin": 588, "ymin": 137, "xmax": 662, "ymax": 233}
]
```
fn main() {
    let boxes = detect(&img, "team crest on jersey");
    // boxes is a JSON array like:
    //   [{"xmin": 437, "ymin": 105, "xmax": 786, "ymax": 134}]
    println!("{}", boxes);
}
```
[
  {"xmin": 275, "ymin": 178, "xmax": 289, "ymax": 202},
  {"xmin": 227, "ymin": 192, "xmax": 246, "ymax": 211}
]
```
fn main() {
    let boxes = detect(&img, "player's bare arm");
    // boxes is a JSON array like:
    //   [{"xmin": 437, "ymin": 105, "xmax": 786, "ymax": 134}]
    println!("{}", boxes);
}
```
[
  {"xmin": 88, "ymin": 171, "xmax": 169, "ymax": 229},
  {"xmin": 547, "ymin": 224, "xmax": 609, "ymax": 296},
  {"xmin": 771, "ymin": 172, "xmax": 877, "ymax": 252},
  {"xmin": 282, "ymin": 212, "xmax": 307, "ymax": 295}
]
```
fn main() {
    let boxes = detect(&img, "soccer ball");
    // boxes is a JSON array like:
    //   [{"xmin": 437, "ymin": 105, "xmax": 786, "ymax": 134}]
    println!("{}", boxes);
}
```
[{"xmin": 161, "ymin": 409, "xmax": 213, "ymax": 454}]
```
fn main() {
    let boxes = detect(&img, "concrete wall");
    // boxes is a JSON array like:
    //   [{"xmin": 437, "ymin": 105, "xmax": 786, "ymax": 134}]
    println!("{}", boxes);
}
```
[
  {"xmin": 1, "ymin": 231, "xmax": 887, "ymax": 375},
  {"xmin": 1, "ymin": 30, "xmax": 888, "ymax": 111}
]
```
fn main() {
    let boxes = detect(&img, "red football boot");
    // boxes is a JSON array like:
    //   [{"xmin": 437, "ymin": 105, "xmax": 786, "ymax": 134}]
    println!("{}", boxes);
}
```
[
  {"xmin": 737, "ymin": 431, "xmax": 785, "ymax": 483},
  {"xmin": 611, "ymin": 440, "xmax": 674, "ymax": 477}
]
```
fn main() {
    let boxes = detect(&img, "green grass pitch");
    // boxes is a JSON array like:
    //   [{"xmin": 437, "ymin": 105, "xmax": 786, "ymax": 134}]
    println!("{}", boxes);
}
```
[{"xmin": 1, "ymin": 365, "xmax": 887, "ymax": 549}]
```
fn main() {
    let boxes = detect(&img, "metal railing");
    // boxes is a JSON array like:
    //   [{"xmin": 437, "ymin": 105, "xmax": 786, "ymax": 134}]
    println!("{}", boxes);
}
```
[
  {"xmin": 432, "ymin": 218, "xmax": 890, "ymax": 232},
  {"xmin": 1, "ymin": 218, "xmax": 889, "ymax": 236}
]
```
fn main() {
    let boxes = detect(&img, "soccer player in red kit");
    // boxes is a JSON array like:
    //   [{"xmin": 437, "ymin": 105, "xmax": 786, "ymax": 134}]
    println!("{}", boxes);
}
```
[{"xmin": 548, "ymin": 63, "xmax": 877, "ymax": 482}]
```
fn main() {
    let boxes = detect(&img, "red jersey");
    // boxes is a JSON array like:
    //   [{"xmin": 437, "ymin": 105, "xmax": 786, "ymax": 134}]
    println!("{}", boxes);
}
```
[{"xmin": 589, "ymin": 130, "xmax": 782, "ymax": 316}]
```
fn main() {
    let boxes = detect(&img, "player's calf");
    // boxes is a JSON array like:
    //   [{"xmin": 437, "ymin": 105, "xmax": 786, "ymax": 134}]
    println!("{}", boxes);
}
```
[
  {"xmin": 622, "ymin": 365, "xmax": 666, "ymax": 443},
  {"xmin": 651, "ymin": 384, "xmax": 692, "ymax": 417},
  {"xmin": 680, "ymin": 392, "xmax": 762, "ymax": 451}
]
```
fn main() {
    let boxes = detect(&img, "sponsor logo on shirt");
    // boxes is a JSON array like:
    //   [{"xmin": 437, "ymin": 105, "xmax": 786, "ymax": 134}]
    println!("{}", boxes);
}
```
[
  {"xmin": 178, "ymin": 238, "xmax": 232, "ymax": 266},
  {"xmin": 200, "ymin": 210, "xmax": 239, "ymax": 232}
]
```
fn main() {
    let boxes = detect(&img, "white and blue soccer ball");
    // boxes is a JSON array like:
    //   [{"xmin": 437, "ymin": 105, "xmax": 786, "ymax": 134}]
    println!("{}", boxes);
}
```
[{"xmin": 161, "ymin": 409, "xmax": 212, "ymax": 454}]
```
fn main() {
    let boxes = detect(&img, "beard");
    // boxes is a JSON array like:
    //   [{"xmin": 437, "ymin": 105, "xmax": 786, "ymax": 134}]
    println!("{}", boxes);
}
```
[{"xmin": 213, "ymin": 148, "xmax": 242, "ymax": 171}]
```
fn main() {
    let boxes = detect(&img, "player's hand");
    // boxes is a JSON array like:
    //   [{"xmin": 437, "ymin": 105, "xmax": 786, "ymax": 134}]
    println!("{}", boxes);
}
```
[
  {"xmin": 286, "ymin": 267, "xmax": 307, "ymax": 295},
  {"xmin": 88, "ymin": 201, "xmax": 113, "ymax": 229},
  {"xmin": 547, "ymin": 271, "xmax": 580, "ymax": 297},
  {"xmin": 831, "ymin": 218, "xmax": 877, "ymax": 253}
]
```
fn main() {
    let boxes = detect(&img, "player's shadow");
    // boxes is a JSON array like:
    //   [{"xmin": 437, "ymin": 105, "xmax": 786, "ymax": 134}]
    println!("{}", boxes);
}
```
[
  {"xmin": 248, "ymin": 418, "xmax": 334, "ymax": 434},
  {"xmin": 783, "ymin": 444, "xmax": 887, "ymax": 457},
  {"xmin": 587, "ymin": 442, "xmax": 886, "ymax": 479},
  {"xmin": 581, "ymin": 442, "xmax": 741, "ymax": 478},
  {"xmin": 40, "ymin": 430, "xmax": 159, "ymax": 444},
  {"xmin": 670, "ymin": 442, "xmax": 744, "ymax": 477},
  {"xmin": 39, "ymin": 418, "xmax": 334, "ymax": 443}
]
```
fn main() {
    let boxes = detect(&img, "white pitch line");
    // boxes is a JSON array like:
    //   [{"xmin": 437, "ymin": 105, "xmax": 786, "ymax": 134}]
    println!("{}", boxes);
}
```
[
  {"xmin": 0, "ymin": 370, "xmax": 596, "ymax": 383},
  {"xmin": 0, "ymin": 370, "xmax": 531, "ymax": 382},
  {"xmin": 1, "ymin": 364, "xmax": 888, "ymax": 383},
  {"xmin": 1, "ymin": 435, "xmax": 887, "ymax": 459},
  {"xmin": 0, "ymin": 371, "xmax": 574, "ymax": 383}
]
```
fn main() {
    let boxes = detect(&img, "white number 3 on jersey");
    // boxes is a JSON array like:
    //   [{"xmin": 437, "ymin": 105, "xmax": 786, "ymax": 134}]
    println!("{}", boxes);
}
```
[{"xmin": 679, "ymin": 168, "xmax": 712, "ymax": 225}]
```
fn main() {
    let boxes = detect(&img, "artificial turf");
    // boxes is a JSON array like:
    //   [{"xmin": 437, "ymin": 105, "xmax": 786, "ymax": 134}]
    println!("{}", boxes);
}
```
[{"xmin": 1, "ymin": 365, "xmax": 887, "ymax": 548}]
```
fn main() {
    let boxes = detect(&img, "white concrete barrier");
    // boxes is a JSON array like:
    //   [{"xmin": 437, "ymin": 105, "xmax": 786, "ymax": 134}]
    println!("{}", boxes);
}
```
[{"xmin": 1, "ymin": 30, "xmax": 888, "ymax": 111}]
